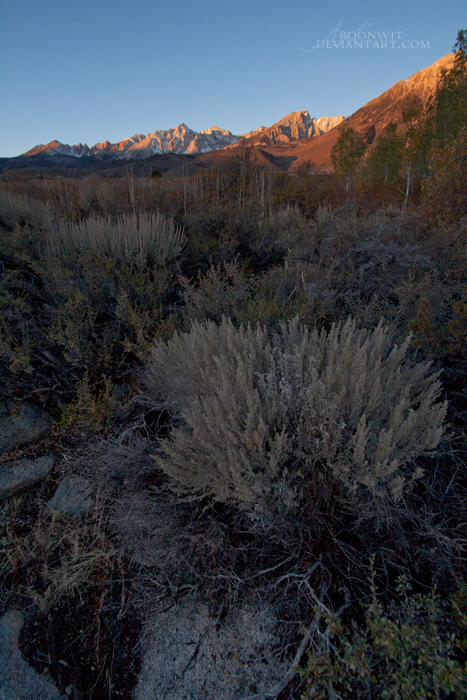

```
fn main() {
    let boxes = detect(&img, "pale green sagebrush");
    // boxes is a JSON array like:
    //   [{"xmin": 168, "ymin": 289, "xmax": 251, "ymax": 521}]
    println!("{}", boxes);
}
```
[
  {"xmin": 145, "ymin": 317, "xmax": 447, "ymax": 511},
  {"xmin": 45, "ymin": 211, "xmax": 185, "ymax": 267}
]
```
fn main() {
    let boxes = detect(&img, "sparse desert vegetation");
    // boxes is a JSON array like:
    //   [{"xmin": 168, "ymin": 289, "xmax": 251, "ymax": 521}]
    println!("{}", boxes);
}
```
[{"xmin": 0, "ymin": 36, "xmax": 466, "ymax": 700}]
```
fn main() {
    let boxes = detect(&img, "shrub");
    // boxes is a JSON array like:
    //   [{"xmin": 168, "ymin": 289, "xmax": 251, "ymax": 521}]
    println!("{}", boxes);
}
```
[
  {"xmin": 180, "ymin": 260, "xmax": 255, "ymax": 324},
  {"xmin": 45, "ymin": 211, "xmax": 185, "ymax": 268},
  {"xmin": 144, "ymin": 317, "xmax": 447, "ymax": 517},
  {"xmin": 0, "ymin": 269, "xmax": 37, "ymax": 375},
  {"xmin": 44, "ymin": 251, "xmax": 178, "ymax": 377},
  {"xmin": 0, "ymin": 228, "xmax": 179, "ymax": 418},
  {"xmin": 59, "ymin": 371, "xmax": 118, "ymax": 433},
  {"xmin": 300, "ymin": 568, "xmax": 467, "ymax": 699},
  {"xmin": 0, "ymin": 189, "xmax": 54, "ymax": 229},
  {"xmin": 280, "ymin": 206, "xmax": 433, "ymax": 331}
]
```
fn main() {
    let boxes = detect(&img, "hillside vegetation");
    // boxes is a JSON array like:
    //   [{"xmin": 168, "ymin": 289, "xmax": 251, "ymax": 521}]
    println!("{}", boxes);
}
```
[{"xmin": 0, "ymin": 34, "xmax": 466, "ymax": 699}]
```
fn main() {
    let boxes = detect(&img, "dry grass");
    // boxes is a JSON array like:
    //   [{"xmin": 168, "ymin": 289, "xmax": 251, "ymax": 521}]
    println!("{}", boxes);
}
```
[{"xmin": 0, "ymin": 485, "xmax": 117, "ymax": 613}]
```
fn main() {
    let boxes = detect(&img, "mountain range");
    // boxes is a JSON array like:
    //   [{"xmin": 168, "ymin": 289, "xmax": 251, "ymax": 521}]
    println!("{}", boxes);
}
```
[
  {"xmin": 0, "ymin": 53, "xmax": 455, "ymax": 178},
  {"xmin": 22, "ymin": 112, "xmax": 345, "ymax": 161}
]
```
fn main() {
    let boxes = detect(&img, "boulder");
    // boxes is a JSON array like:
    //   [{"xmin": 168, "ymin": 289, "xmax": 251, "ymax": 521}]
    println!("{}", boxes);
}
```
[
  {"xmin": 0, "ymin": 402, "xmax": 53, "ymax": 455},
  {"xmin": 0, "ymin": 455, "xmax": 54, "ymax": 499},
  {"xmin": 0, "ymin": 609, "xmax": 64, "ymax": 699},
  {"xmin": 48, "ymin": 475, "xmax": 93, "ymax": 515}
]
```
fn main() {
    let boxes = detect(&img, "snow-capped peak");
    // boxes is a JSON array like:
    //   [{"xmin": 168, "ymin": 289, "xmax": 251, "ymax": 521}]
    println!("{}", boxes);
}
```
[{"xmin": 22, "ymin": 113, "xmax": 344, "ymax": 160}]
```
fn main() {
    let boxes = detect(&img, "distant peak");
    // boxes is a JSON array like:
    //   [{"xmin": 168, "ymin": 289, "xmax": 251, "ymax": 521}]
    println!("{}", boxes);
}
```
[{"xmin": 200, "ymin": 126, "xmax": 233, "ymax": 136}]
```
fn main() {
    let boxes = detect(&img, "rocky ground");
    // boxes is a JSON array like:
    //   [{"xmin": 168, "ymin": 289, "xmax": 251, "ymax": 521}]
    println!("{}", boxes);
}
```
[{"xmin": 0, "ymin": 402, "xmax": 296, "ymax": 700}]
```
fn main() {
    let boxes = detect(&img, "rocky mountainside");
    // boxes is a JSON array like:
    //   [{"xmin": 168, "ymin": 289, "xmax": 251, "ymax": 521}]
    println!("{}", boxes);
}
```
[
  {"xmin": 228, "ymin": 111, "xmax": 344, "ymax": 147},
  {"xmin": 345, "ymin": 53, "xmax": 455, "ymax": 141},
  {"xmin": 242, "ymin": 53, "xmax": 455, "ymax": 171},
  {"xmin": 22, "ymin": 113, "xmax": 343, "ymax": 160}
]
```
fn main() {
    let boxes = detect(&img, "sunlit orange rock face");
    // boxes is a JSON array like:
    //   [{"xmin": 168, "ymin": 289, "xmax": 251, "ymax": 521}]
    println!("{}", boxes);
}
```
[
  {"xmin": 246, "ymin": 54, "xmax": 455, "ymax": 172},
  {"xmin": 21, "ymin": 125, "xmax": 241, "ymax": 160},
  {"xmin": 224, "ymin": 111, "xmax": 344, "ymax": 148}
]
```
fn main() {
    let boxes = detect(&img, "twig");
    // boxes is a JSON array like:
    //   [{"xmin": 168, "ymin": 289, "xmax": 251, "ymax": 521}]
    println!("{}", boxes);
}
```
[
  {"xmin": 244, "ymin": 555, "xmax": 295, "ymax": 582},
  {"xmin": 182, "ymin": 627, "xmax": 210, "ymax": 674},
  {"xmin": 271, "ymin": 558, "xmax": 322, "ymax": 590}
]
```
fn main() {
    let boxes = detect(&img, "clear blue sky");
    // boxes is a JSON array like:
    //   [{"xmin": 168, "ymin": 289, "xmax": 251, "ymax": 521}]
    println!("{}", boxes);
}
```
[{"xmin": 1, "ymin": 0, "xmax": 465, "ymax": 157}]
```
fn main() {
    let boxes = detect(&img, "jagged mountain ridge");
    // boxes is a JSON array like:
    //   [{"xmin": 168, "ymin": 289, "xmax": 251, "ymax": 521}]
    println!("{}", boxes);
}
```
[
  {"xmin": 23, "ymin": 111, "xmax": 343, "ymax": 160},
  {"xmin": 227, "ymin": 111, "xmax": 344, "ymax": 148},
  {"xmin": 24, "ymin": 125, "xmax": 239, "ymax": 159}
]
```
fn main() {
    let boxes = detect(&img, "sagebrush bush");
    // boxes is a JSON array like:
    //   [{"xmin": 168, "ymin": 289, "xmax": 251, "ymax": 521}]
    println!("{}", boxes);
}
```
[
  {"xmin": 45, "ymin": 211, "xmax": 185, "ymax": 267},
  {"xmin": 145, "ymin": 317, "xmax": 447, "ymax": 515},
  {"xmin": 180, "ymin": 260, "xmax": 255, "ymax": 324},
  {"xmin": 0, "ymin": 188, "xmax": 55, "ymax": 229},
  {"xmin": 43, "ymin": 251, "xmax": 178, "ymax": 377},
  {"xmin": 0, "ymin": 236, "xmax": 179, "ymax": 419}
]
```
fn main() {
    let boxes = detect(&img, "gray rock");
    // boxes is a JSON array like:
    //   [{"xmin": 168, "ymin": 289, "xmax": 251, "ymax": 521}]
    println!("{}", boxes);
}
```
[
  {"xmin": 48, "ymin": 475, "xmax": 93, "ymax": 515},
  {"xmin": 0, "ymin": 403, "xmax": 53, "ymax": 455},
  {"xmin": 135, "ymin": 600, "xmax": 289, "ymax": 700},
  {"xmin": 0, "ymin": 609, "xmax": 64, "ymax": 699},
  {"xmin": 0, "ymin": 455, "xmax": 54, "ymax": 499}
]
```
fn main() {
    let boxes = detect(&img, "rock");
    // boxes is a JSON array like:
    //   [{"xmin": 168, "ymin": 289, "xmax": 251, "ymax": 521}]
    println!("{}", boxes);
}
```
[
  {"xmin": 135, "ymin": 599, "xmax": 289, "ymax": 700},
  {"xmin": 0, "ymin": 609, "xmax": 64, "ymax": 699},
  {"xmin": 0, "ymin": 403, "xmax": 53, "ymax": 455},
  {"xmin": 48, "ymin": 475, "xmax": 93, "ymax": 515},
  {"xmin": 0, "ymin": 455, "xmax": 54, "ymax": 499}
]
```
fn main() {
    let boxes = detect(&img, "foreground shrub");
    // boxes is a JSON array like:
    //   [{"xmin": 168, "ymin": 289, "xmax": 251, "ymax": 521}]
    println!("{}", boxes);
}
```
[
  {"xmin": 145, "ymin": 317, "xmax": 447, "ymax": 517},
  {"xmin": 180, "ymin": 260, "xmax": 255, "ymax": 324}
]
